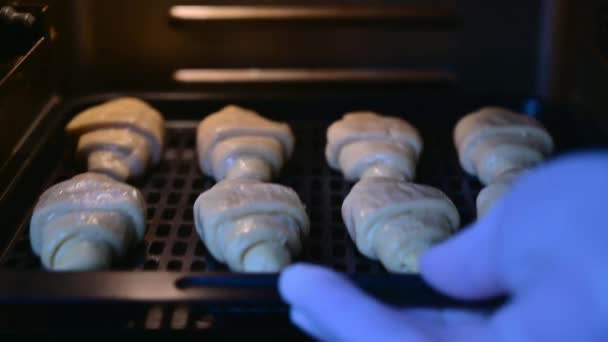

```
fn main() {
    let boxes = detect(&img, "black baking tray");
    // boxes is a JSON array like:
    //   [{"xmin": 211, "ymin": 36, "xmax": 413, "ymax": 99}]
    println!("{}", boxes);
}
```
[{"xmin": 0, "ymin": 92, "xmax": 605, "ymax": 334}]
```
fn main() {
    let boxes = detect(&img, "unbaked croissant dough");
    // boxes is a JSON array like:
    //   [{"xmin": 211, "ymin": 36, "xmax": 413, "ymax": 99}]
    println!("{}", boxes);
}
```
[
  {"xmin": 197, "ymin": 105, "xmax": 294, "ymax": 182},
  {"xmin": 342, "ymin": 177, "xmax": 459, "ymax": 273},
  {"xmin": 194, "ymin": 179, "xmax": 309, "ymax": 272},
  {"xmin": 66, "ymin": 97, "xmax": 165, "ymax": 181},
  {"xmin": 30, "ymin": 172, "xmax": 145, "ymax": 270},
  {"xmin": 454, "ymin": 107, "xmax": 553, "ymax": 185},
  {"xmin": 476, "ymin": 171, "xmax": 520, "ymax": 217},
  {"xmin": 326, "ymin": 112, "xmax": 422, "ymax": 181}
]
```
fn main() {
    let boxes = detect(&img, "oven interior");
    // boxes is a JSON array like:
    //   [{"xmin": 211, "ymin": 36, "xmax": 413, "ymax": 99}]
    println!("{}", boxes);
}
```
[{"xmin": 1, "ymin": 0, "xmax": 608, "ymax": 337}]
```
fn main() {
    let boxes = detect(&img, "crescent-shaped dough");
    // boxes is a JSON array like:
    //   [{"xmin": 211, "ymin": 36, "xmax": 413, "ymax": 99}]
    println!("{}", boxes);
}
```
[
  {"xmin": 197, "ymin": 105, "xmax": 294, "ymax": 182},
  {"xmin": 326, "ymin": 112, "xmax": 422, "ymax": 181},
  {"xmin": 454, "ymin": 107, "xmax": 553, "ymax": 185},
  {"xmin": 342, "ymin": 177, "xmax": 459, "ymax": 273},
  {"xmin": 66, "ymin": 97, "xmax": 165, "ymax": 181},
  {"xmin": 194, "ymin": 179, "xmax": 309, "ymax": 272},
  {"xmin": 476, "ymin": 171, "xmax": 521, "ymax": 217},
  {"xmin": 30, "ymin": 172, "xmax": 146, "ymax": 270}
]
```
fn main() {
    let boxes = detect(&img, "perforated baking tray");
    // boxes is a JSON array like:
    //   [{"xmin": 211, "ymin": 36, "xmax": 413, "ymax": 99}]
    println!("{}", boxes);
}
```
[{"xmin": 0, "ymin": 93, "xmax": 604, "ymax": 333}]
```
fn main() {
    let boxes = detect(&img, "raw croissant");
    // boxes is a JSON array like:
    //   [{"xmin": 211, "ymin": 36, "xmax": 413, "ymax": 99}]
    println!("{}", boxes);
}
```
[
  {"xmin": 30, "ymin": 172, "xmax": 145, "ymax": 271},
  {"xmin": 326, "ymin": 112, "xmax": 422, "ymax": 181},
  {"xmin": 342, "ymin": 177, "xmax": 459, "ymax": 273},
  {"xmin": 197, "ymin": 105, "xmax": 294, "ymax": 182},
  {"xmin": 454, "ymin": 107, "xmax": 553, "ymax": 185},
  {"xmin": 194, "ymin": 179, "xmax": 309, "ymax": 272},
  {"xmin": 476, "ymin": 171, "xmax": 520, "ymax": 217},
  {"xmin": 66, "ymin": 97, "xmax": 165, "ymax": 181}
]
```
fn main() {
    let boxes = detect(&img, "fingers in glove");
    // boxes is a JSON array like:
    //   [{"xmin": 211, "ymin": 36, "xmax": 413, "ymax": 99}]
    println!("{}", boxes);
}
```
[
  {"xmin": 399, "ymin": 308, "xmax": 490, "ymax": 342},
  {"xmin": 473, "ymin": 276, "xmax": 606, "ymax": 342},
  {"xmin": 289, "ymin": 309, "xmax": 324, "ymax": 341},
  {"xmin": 420, "ymin": 206, "xmax": 506, "ymax": 300},
  {"xmin": 279, "ymin": 263, "xmax": 428, "ymax": 342}
]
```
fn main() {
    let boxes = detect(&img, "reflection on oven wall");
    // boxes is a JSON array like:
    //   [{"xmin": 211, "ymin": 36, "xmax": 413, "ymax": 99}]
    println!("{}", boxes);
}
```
[
  {"xmin": 3, "ymin": 1, "xmax": 607, "ymax": 103},
  {"xmin": 40, "ymin": 1, "xmax": 542, "ymax": 95}
]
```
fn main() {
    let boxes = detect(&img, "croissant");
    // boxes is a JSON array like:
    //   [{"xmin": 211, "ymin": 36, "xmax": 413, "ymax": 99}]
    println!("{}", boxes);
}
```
[
  {"xmin": 194, "ymin": 179, "xmax": 309, "ymax": 272},
  {"xmin": 454, "ymin": 107, "xmax": 553, "ymax": 185},
  {"xmin": 476, "ymin": 171, "xmax": 521, "ymax": 217},
  {"xmin": 197, "ymin": 105, "xmax": 294, "ymax": 182},
  {"xmin": 326, "ymin": 112, "xmax": 422, "ymax": 181},
  {"xmin": 342, "ymin": 177, "xmax": 459, "ymax": 273},
  {"xmin": 30, "ymin": 172, "xmax": 145, "ymax": 270},
  {"xmin": 66, "ymin": 97, "xmax": 165, "ymax": 181}
]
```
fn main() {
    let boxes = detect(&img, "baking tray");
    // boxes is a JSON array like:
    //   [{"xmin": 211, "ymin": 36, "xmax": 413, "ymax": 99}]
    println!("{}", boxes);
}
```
[{"xmin": 0, "ymin": 92, "xmax": 605, "ymax": 333}]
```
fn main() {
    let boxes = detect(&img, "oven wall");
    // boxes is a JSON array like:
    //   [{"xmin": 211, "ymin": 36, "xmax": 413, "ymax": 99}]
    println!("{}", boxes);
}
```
[
  {"xmin": 44, "ymin": 0, "xmax": 548, "ymax": 97},
  {"xmin": 5, "ymin": 0, "xmax": 608, "ymax": 132}
]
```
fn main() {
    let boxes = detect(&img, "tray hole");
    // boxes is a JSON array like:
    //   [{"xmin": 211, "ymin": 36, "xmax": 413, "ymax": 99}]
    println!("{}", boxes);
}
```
[
  {"xmin": 158, "ymin": 163, "xmax": 171, "ymax": 174},
  {"xmin": 309, "ymin": 194, "xmax": 321, "ymax": 206},
  {"xmin": 177, "ymin": 163, "xmax": 190, "ymax": 174},
  {"xmin": 331, "ymin": 194, "xmax": 342, "ymax": 205},
  {"xmin": 332, "ymin": 229, "xmax": 345, "ymax": 239},
  {"xmin": 2, "ymin": 257, "xmax": 18, "ymax": 269},
  {"xmin": 449, "ymin": 177, "xmax": 462, "ymax": 191},
  {"xmin": 162, "ymin": 208, "xmax": 176, "ymax": 220},
  {"xmin": 152, "ymin": 178, "xmax": 167, "ymax": 188},
  {"xmin": 356, "ymin": 263, "xmax": 370, "ymax": 272},
  {"xmin": 311, "ymin": 179, "xmax": 322, "ymax": 190},
  {"xmin": 185, "ymin": 136, "xmax": 195, "ymax": 147},
  {"xmin": 182, "ymin": 208, "xmax": 193, "ymax": 221},
  {"xmin": 143, "ymin": 259, "xmax": 159, "ymax": 270},
  {"xmin": 195, "ymin": 242, "xmax": 206, "ymax": 256},
  {"xmin": 147, "ymin": 192, "xmax": 161, "ymax": 204},
  {"xmin": 309, "ymin": 228, "xmax": 321, "ymax": 239},
  {"xmin": 332, "ymin": 244, "xmax": 346, "ymax": 258},
  {"xmin": 329, "ymin": 168, "xmax": 342, "ymax": 177},
  {"xmin": 190, "ymin": 260, "xmax": 207, "ymax": 271},
  {"xmin": 173, "ymin": 178, "xmax": 185, "ymax": 189},
  {"xmin": 156, "ymin": 224, "xmax": 170, "ymax": 237},
  {"xmin": 168, "ymin": 136, "xmax": 180, "ymax": 147},
  {"xmin": 26, "ymin": 258, "xmax": 40, "ymax": 269},
  {"xmin": 287, "ymin": 179, "xmax": 300, "ymax": 189},
  {"xmin": 309, "ymin": 212, "xmax": 321, "ymax": 224},
  {"xmin": 203, "ymin": 180, "xmax": 214, "ymax": 190},
  {"xmin": 188, "ymin": 193, "xmax": 198, "ymax": 205},
  {"xmin": 330, "ymin": 179, "xmax": 342, "ymax": 190},
  {"xmin": 14, "ymin": 239, "xmax": 29, "ymax": 252},
  {"xmin": 172, "ymin": 242, "xmax": 188, "ymax": 256},
  {"xmin": 193, "ymin": 178, "xmax": 205, "ymax": 189},
  {"xmin": 332, "ymin": 208, "xmax": 341, "ymax": 218},
  {"xmin": 167, "ymin": 193, "xmax": 181, "ymax": 205},
  {"xmin": 308, "ymin": 205, "xmax": 321, "ymax": 214},
  {"xmin": 178, "ymin": 224, "xmax": 192, "ymax": 238},
  {"xmin": 147, "ymin": 208, "xmax": 156, "ymax": 220},
  {"xmin": 334, "ymin": 263, "xmax": 346, "ymax": 271},
  {"xmin": 168, "ymin": 260, "xmax": 183, "ymax": 271},
  {"xmin": 149, "ymin": 241, "xmax": 165, "ymax": 255},
  {"xmin": 290, "ymin": 163, "xmax": 304, "ymax": 175},
  {"xmin": 308, "ymin": 244, "xmax": 321, "ymax": 259},
  {"xmin": 311, "ymin": 167, "xmax": 322, "ymax": 175},
  {"xmin": 451, "ymin": 193, "xmax": 466, "ymax": 205}
]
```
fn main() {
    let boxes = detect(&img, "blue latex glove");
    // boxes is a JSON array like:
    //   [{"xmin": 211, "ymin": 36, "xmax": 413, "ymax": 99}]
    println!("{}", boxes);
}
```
[{"xmin": 279, "ymin": 152, "xmax": 608, "ymax": 342}]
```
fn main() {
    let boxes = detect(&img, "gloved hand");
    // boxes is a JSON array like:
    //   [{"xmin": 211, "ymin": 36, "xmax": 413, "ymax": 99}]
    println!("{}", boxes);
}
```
[{"xmin": 279, "ymin": 152, "xmax": 608, "ymax": 342}]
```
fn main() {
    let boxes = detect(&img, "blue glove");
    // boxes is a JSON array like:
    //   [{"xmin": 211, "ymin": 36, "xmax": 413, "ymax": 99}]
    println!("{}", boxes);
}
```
[{"xmin": 279, "ymin": 152, "xmax": 608, "ymax": 342}]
